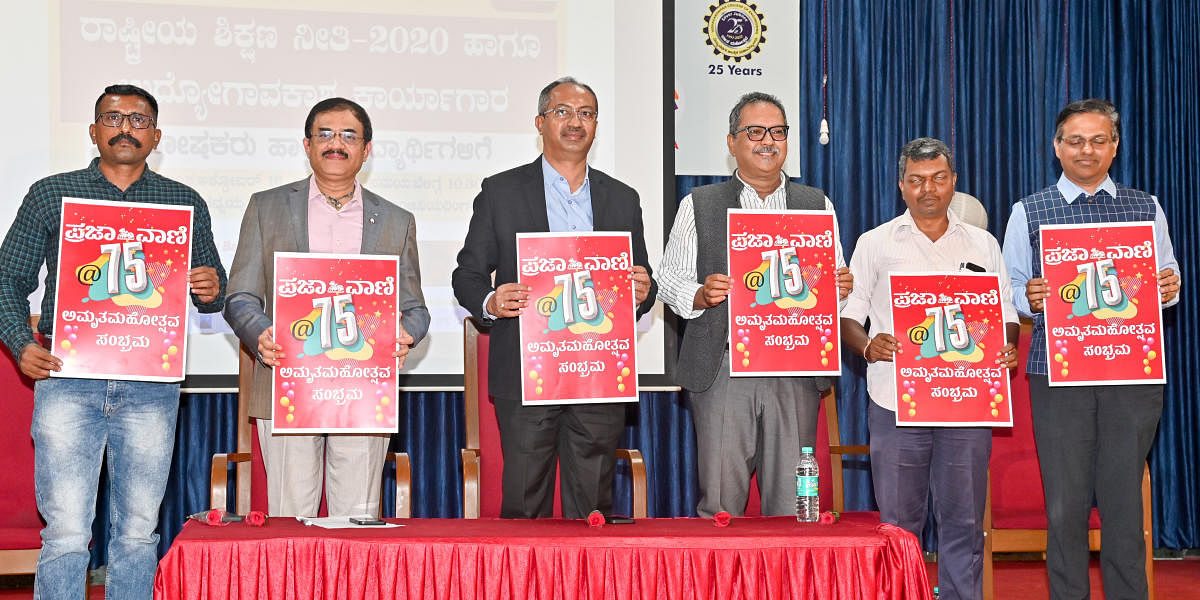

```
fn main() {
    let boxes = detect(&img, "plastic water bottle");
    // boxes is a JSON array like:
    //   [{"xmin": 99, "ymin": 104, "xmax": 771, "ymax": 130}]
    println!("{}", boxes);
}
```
[{"xmin": 795, "ymin": 446, "xmax": 819, "ymax": 522}]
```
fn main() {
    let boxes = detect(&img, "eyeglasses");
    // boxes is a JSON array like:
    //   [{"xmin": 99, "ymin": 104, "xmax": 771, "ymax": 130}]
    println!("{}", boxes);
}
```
[
  {"xmin": 904, "ymin": 172, "xmax": 952, "ymax": 187},
  {"xmin": 733, "ymin": 125, "xmax": 789, "ymax": 141},
  {"xmin": 542, "ymin": 106, "xmax": 598, "ymax": 123},
  {"xmin": 1058, "ymin": 135, "xmax": 1113, "ymax": 149},
  {"xmin": 310, "ymin": 130, "xmax": 363, "ymax": 145},
  {"xmin": 95, "ymin": 112, "xmax": 155, "ymax": 129}
]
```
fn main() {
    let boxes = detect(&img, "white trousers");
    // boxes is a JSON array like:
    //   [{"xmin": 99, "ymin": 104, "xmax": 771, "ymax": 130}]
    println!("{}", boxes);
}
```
[{"xmin": 256, "ymin": 418, "xmax": 389, "ymax": 517}]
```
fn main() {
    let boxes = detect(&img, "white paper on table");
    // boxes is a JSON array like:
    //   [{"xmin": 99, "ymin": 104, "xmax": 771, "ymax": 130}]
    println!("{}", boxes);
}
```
[{"xmin": 295, "ymin": 516, "xmax": 403, "ymax": 529}]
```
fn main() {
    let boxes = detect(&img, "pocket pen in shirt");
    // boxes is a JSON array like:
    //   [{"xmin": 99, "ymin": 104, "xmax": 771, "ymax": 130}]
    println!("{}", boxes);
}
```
[{"xmin": 959, "ymin": 262, "xmax": 985, "ymax": 272}]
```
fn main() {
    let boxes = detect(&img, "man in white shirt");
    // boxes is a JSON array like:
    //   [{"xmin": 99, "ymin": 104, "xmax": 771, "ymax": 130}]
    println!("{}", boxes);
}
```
[
  {"xmin": 657, "ymin": 92, "xmax": 851, "ymax": 517},
  {"xmin": 841, "ymin": 138, "xmax": 1019, "ymax": 600}
]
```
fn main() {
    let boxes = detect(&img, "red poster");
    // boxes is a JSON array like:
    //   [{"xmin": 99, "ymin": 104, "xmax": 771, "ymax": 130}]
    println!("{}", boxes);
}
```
[
  {"xmin": 516, "ymin": 233, "xmax": 638, "ymax": 405},
  {"xmin": 889, "ymin": 272, "xmax": 1012, "ymax": 426},
  {"xmin": 271, "ymin": 253, "xmax": 400, "ymax": 433},
  {"xmin": 1039, "ymin": 222, "xmax": 1164, "ymax": 386},
  {"xmin": 52, "ymin": 198, "xmax": 193, "ymax": 382},
  {"xmin": 726, "ymin": 210, "xmax": 840, "ymax": 376}
]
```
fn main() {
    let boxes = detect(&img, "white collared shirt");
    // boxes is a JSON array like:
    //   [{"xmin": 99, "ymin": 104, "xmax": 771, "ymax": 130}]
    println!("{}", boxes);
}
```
[
  {"xmin": 657, "ymin": 171, "xmax": 844, "ymax": 319},
  {"xmin": 842, "ymin": 209, "xmax": 1018, "ymax": 411}
]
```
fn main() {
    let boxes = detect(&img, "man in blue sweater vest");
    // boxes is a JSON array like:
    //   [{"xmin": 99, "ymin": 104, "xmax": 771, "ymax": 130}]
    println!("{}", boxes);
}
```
[{"xmin": 1001, "ymin": 98, "xmax": 1181, "ymax": 600}]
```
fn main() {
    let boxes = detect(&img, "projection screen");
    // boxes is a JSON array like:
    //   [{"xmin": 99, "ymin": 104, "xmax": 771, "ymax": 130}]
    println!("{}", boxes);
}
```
[{"xmin": 1, "ymin": 1, "xmax": 666, "ymax": 387}]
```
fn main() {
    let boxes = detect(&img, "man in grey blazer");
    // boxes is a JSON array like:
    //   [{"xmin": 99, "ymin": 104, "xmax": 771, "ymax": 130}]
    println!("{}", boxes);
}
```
[{"xmin": 224, "ymin": 97, "xmax": 429, "ymax": 517}]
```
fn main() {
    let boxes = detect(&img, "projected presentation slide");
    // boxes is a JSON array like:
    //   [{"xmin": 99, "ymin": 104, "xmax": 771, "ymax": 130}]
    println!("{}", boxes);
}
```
[{"xmin": 2, "ymin": 1, "xmax": 664, "ymax": 381}]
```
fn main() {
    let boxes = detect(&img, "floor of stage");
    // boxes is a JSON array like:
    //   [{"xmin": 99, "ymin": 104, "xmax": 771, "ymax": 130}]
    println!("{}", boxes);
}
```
[
  {"xmin": 1, "ymin": 557, "xmax": 1197, "ymax": 598},
  {"xmin": 986, "ymin": 558, "xmax": 1200, "ymax": 599}
]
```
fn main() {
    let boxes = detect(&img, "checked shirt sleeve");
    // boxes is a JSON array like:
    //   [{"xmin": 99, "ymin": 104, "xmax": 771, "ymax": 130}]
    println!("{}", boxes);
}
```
[
  {"xmin": 187, "ymin": 191, "xmax": 227, "ymax": 312},
  {"xmin": 0, "ymin": 187, "xmax": 54, "ymax": 357}
]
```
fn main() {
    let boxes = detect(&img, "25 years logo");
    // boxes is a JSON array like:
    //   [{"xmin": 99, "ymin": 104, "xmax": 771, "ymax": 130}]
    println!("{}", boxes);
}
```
[{"xmin": 703, "ymin": 1, "xmax": 767, "ymax": 63}]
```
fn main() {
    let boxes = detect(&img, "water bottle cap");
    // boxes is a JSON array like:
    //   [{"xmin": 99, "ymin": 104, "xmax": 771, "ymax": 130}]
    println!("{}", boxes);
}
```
[{"xmin": 801, "ymin": 446, "xmax": 814, "ymax": 453}]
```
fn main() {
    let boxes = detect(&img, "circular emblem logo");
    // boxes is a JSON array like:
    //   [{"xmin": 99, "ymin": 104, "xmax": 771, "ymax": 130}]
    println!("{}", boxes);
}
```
[{"xmin": 703, "ymin": 1, "xmax": 767, "ymax": 63}]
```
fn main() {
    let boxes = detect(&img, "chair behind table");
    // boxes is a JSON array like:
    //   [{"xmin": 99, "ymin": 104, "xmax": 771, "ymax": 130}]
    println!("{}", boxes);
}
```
[
  {"xmin": 0, "ymin": 344, "xmax": 42, "ymax": 575},
  {"xmin": 462, "ymin": 318, "xmax": 646, "ymax": 518}
]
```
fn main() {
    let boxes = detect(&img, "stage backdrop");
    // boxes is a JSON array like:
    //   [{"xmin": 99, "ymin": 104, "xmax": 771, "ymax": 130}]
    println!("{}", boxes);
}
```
[
  {"xmin": 73, "ymin": 0, "xmax": 1198, "ymax": 568},
  {"xmin": 673, "ymin": 0, "xmax": 801, "ymax": 176}
]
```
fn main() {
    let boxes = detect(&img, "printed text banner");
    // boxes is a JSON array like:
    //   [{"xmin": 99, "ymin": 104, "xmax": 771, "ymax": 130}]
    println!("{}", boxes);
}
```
[
  {"xmin": 889, "ymin": 272, "xmax": 1012, "ymax": 427},
  {"xmin": 727, "ymin": 210, "xmax": 840, "ymax": 376},
  {"xmin": 52, "ymin": 198, "xmax": 193, "ymax": 382},
  {"xmin": 272, "ymin": 252, "xmax": 400, "ymax": 433},
  {"xmin": 1039, "ymin": 222, "xmax": 1164, "ymax": 386},
  {"xmin": 517, "ymin": 233, "xmax": 638, "ymax": 405}
]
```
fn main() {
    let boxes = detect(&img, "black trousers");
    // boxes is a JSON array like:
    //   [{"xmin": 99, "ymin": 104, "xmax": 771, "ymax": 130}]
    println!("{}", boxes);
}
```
[
  {"xmin": 492, "ymin": 394, "xmax": 625, "ymax": 519},
  {"xmin": 1028, "ymin": 375, "xmax": 1162, "ymax": 600}
]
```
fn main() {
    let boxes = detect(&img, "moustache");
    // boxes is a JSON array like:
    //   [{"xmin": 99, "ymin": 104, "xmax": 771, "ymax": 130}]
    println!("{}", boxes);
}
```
[
  {"xmin": 108, "ymin": 133, "xmax": 142, "ymax": 148},
  {"xmin": 322, "ymin": 149, "xmax": 348, "ymax": 159},
  {"xmin": 752, "ymin": 145, "xmax": 779, "ymax": 155}
]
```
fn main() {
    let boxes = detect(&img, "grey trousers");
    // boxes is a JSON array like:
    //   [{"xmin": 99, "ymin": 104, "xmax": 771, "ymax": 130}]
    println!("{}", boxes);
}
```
[
  {"xmin": 1028, "ymin": 375, "xmax": 1161, "ymax": 600},
  {"xmin": 869, "ymin": 402, "xmax": 991, "ymax": 600},
  {"xmin": 689, "ymin": 350, "xmax": 820, "ymax": 518},
  {"xmin": 256, "ymin": 418, "xmax": 389, "ymax": 517}
]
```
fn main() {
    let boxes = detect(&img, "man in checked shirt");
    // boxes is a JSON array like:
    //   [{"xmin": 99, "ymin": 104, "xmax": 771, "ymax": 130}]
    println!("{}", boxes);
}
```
[{"xmin": 0, "ymin": 84, "xmax": 225, "ymax": 600}]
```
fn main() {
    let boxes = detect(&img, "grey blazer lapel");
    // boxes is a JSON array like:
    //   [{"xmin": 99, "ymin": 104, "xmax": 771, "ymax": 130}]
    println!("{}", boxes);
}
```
[
  {"xmin": 286, "ymin": 180, "xmax": 310, "ymax": 252},
  {"xmin": 361, "ymin": 191, "xmax": 385, "ymax": 254}
]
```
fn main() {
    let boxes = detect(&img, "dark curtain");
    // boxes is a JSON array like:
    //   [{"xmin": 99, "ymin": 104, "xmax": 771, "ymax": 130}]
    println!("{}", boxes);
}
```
[
  {"xmin": 85, "ymin": 1, "xmax": 1198, "ymax": 565},
  {"xmin": 86, "ymin": 390, "xmax": 696, "ymax": 565},
  {"xmin": 680, "ymin": 0, "xmax": 1199, "ymax": 549},
  {"xmin": 379, "ymin": 390, "xmax": 701, "ymax": 520},
  {"xmin": 792, "ymin": 0, "xmax": 1198, "ymax": 548},
  {"xmin": 386, "ymin": 391, "xmax": 465, "ymax": 518}
]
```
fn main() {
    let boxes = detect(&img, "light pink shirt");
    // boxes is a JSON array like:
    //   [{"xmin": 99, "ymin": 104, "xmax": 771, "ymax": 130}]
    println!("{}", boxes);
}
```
[{"xmin": 306, "ymin": 174, "xmax": 364, "ymax": 253}]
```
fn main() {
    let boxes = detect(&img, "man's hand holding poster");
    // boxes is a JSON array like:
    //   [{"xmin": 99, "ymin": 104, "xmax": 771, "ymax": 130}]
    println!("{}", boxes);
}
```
[
  {"xmin": 1039, "ymin": 222, "xmax": 1164, "ymax": 386},
  {"xmin": 516, "ymin": 232, "xmax": 638, "ymax": 405},
  {"xmin": 889, "ymin": 272, "xmax": 1012, "ymax": 426},
  {"xmin": 52, "ymin": 198, "xmax": 193, "ymax": 381},
  {"xmin": 726, "ymin": 210, "xmax": 840, "ymax": 376},
  {"xmin": 272, "ymin": 253, "xmax": 400, "ymax": 432}
]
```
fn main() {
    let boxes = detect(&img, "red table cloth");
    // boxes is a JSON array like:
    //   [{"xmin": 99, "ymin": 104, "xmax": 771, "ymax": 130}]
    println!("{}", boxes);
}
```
[{"xmin": 153, "ymin": 513, "xmax": 931, "ymax": 600}]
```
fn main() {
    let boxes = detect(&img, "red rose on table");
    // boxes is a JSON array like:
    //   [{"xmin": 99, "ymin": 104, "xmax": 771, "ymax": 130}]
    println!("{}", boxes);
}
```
[
  {"xmin": 819, "ymin": 511, "xmax": 840, "ymax": 525},
  {"xmin": 713, "ymin": 511, "xmax": 732, "ymax": 527},
  {"xmin": 246, "ymin": 511, "xmax": 267, "ymax": 526},
  {"xmin": 586, "ymin": 510, "xmax": 606, "ymax": 527},
  {"xmin": 205, "ymin": 509, "xmax": 225, "ymax": 526}
]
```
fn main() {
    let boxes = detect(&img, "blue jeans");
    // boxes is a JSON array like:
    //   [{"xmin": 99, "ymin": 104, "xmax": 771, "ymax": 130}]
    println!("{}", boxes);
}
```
[{"xmin": 31, "ymin": 377, "xmax": 179, "ymax": 600}]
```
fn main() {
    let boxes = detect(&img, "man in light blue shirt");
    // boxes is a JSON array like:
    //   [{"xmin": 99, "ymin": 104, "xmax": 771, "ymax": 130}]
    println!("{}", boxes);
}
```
[
  {"xmin": 1001, "ymin": 98, "xmax": 1181, "ymax": 600},
  {"xmin": 542, "ymin": 157, "xmax": 593, "ymax": 232},
  {"xmin": 452, "ymin": 77, "xmax": 656, "ymax": 518}
]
